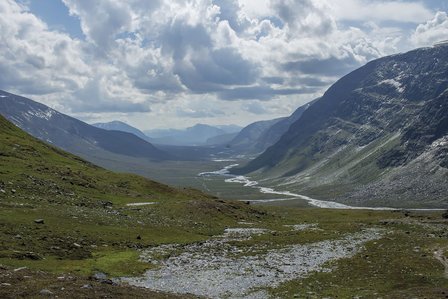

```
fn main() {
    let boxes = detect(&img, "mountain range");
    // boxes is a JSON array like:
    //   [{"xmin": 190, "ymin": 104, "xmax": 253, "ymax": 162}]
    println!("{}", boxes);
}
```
[
  {"xmin": 92, "ymin": 120, "xmax": 154, "ymax": 143},
  {"xmin": 1, "ymin": 45, "xmax": 447, "ymax": 207},
  {"xmin": 233, "ymin": 44, "xmax": 448, "ymax": 208},
  {"xmin": 0, "ymin": 88, "xmax": 308, "ymax": 163},
  {"xmin": 145, "ymin": 124, "xmax": 242, "ymax": 146},
  {"xmin": 0, "ymin": 90, "xmax": 170, "ymax": 162}
]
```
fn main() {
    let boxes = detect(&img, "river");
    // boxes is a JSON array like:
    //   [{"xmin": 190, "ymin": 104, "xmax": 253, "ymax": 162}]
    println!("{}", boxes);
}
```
[{"xmin": 199, "ymin": 164, "xmax": 445, "ymax": 211}]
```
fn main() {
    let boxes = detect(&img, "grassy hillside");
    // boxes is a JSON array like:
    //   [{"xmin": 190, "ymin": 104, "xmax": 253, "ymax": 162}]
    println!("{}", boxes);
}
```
[{"xmin": 0, "ymin": 115, "xmax": 267, "ymax": 275}]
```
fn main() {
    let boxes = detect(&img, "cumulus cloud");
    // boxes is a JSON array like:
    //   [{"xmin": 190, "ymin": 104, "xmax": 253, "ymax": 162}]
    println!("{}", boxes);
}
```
[
  {"xmin": 330, "ymin": 0, "xmax": 433, "ymax": 23},
  {"xmin": 0, "ymin": 0, "xmax": 90, "ymax": 95},
  {"xmin": 271, "ymin": 0, "xmax": 336, "ymax": 36},
  {"xmin": 0, "ymin": 0, "xmax": 445, "ymax": 128},
  {"xmin": 412, "ymin": 11, "xmax": 448, "ymax": 46}
]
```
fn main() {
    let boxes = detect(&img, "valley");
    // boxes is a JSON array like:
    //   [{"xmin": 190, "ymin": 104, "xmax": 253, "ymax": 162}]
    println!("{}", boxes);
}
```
[
  {"xmin": 2, "ymin": 112, "xmax": 448, "ymax": 298},
  {"xmin": 1, "ymin": 43, "xmax": 448, "ymax": 298}
]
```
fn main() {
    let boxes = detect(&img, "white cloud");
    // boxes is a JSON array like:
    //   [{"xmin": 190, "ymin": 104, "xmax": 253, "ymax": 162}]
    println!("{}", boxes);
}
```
[
  {"xmin": 271, "ymin": 0, "xmax": 336, "ymax": 36},
  {"xmin": 330, "ymin": 0, "xmax": 433, "ymax": 23},
  {"xmin": 0, "ymin": 0, "xmax": 445, "ymax": 129},
  {"xmin": 0, "ymin": 0, "xmax": 90, "ymax": 96},
  {"xmin": 412, "ymin": 11, "xmax": 448, "ymax": 46}
]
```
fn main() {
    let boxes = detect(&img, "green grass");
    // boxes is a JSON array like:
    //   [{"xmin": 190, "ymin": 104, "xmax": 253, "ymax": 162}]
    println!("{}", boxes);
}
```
[
  {"xmin": 269, "ymin": 213, "xmax": 448, "ymax": 298},
  {"xmin": 0, "ymin": 250, "xmax": 151, "ymax": 277},
  {"xmin": 1, "ymin": 115, "xmax": 448, "ymax": 298}
]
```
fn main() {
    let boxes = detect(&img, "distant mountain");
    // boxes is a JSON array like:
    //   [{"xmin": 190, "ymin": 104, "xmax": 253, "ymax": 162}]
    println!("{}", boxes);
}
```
[
  {"xmin": 206, "ymin": 132, "xmax": 238, "ymax": 145},
  {"xmin": 92, "ymin": 120, "xmax": 153, "ymax": 143},
  {"xmin": 0, "ymin": 90, "xmax": 171, "ymax": 161},
  {"xmin": 233, "ymin": 45, "xmax": 448, "ymax": 208},
  {"xmin": 250, "ymin": 101, "xmax": 316, "ymax": 153},
  {"xmin": 214, "ymin": 124, "xmax": 243, "ymax": 134},
  {"xmin": 146, "ymin": 123, "xmax": 241, "ymax": 146},
  {"xmin": 225, "ymin": 101, "xmax": 313, "ymax": 154},
  {"xmin": 226, "ymin": 118, "xmax": 285, "ymax": 153}
]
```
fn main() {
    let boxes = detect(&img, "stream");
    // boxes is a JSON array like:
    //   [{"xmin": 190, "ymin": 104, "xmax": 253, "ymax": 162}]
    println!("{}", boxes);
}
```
[{"xmin": 198, "ymin": 164, "xmax": 445, "ymax": 211}]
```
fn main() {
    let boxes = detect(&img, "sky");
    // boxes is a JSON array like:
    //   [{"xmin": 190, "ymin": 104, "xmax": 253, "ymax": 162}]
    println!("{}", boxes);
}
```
[{"xmin": 1, "ymin": 0, "xmax": 448, "ymax": 130}]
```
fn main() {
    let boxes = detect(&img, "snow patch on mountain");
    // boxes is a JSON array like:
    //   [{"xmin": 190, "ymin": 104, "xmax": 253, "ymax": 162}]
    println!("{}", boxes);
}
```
[
  {"xmin": 379, "ymin": 78, "xmax": 405, "ymax": 93},
  {"xmin": 26, "ymin": 108, "xmax": 56, "ymax": 120}
]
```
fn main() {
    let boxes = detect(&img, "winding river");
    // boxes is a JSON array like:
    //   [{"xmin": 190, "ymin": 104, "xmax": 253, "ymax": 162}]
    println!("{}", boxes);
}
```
[{"xmin": 199, "ymin": 164, "xmax": 444, "ymax": 211}]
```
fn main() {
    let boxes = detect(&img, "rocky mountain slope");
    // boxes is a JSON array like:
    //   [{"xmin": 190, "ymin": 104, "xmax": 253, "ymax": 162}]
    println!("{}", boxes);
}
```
[
  {"xmin": 226, "ymin": 118, "xmax": 284, "ymax": 153},
  {"xmin": 93, "ymin": 120, "xmax": 154, "ymax": 143},
  {"xmin": 233, "ymin": 45, "xmax": 448, "ymax": 208},
  {"xmin": 0, "ymin": 90, "xmax": 171, "ymax": 161},
  {"xmin": 226, "ymin": 101, "xmax": 313, "ymax": 155}
]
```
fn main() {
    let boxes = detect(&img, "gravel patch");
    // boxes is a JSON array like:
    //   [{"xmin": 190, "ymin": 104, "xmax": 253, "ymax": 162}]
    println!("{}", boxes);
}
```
[
  {"xmin": 126, "ymin": 202, "xmax": 158, "ymax": 206},
  {"xmin": 284, "ymin": 223, "xmax": 320, "ymax": 231},
  {"xmin": 123, "ymin": 228, "xmax": 383, "ymax": 298}
]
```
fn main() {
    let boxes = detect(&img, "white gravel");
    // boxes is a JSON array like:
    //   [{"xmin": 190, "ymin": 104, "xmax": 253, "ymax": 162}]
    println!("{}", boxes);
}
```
[{"xmin": 122, "ymin": 228, "xmax": 383, "ymax": 298}]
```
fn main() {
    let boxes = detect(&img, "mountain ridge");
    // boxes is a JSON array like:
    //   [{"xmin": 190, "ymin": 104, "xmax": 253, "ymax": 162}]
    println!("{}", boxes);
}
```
[
  {"xmin": 145, "ymin": 123, "xmax": 241, "ymax": 146},
  {"xmin": 0, "ymin": 90, "xmax": 171, "ymax": 161},
  {"xmin": 92, "ymin": 120, "xmax": 154, "ymax": 143},
  {"xmin": 232, "ymin": 45, "xmax": 448, "ymax": 207}
]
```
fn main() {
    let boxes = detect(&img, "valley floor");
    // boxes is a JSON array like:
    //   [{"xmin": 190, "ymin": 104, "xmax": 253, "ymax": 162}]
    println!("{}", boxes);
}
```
[
  {"xmin": 1, "ymin": 197, "xmax": 448, "ymax": 298},
  {"xmin": 1, "ymin": 130, "xmax": 447, "ymax": 297}
]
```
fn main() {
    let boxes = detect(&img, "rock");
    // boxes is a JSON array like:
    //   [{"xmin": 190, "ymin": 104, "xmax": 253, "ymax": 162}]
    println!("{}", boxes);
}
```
[
  {"xmin": 0, "ymin": 189, "xmax": 5, "ymax": 193},
  {"xmin": 11, "ymin": 189, "xmax": 16, "ymax": 193},
  {"xmin": 81, "ymin": 284, "xmax": 93, "ymax": 289},
  {"xmin": 92, "ymin": 272, "xmax": 107, "ymax": 281},
  {"xmin": 90, "ymin": 272, "xmax": 115, "ymax": 284},
  {"xmin": 73, "ymin": 243, "xmax": 82, "ymax": 248},
  {"xmin": 34, "ymin": 219, "xmax": 44, "ymax": 224},
  {"xmin": 23, "ymin": 252, "xmax": 42, "ymax": 260},
  {"xmin": 13, "ymin": 266, "xmax": 27, "ymax": 272},
  {"xmin": 1, "ymin": 283, "xmax": 11, "ymax": 286},
  {"xmin": 102, "ymin": 279, "xmax": 114, "ymax": 285},
  {"xmin": 442, "ymin": 210, "xmax": 448, "ymax": 219},
  {"xmin": 39, "ymin": 289, "xmax": 53, "ymax": 296}
]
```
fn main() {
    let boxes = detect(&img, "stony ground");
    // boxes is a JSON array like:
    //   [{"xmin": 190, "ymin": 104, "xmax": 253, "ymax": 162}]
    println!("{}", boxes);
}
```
[
  {"xmin": 0, "ymin": 265, "xmax": 195, "ymax": 299},
  {"xmin": 124, "ymin": 227, "xmax": 383, "ymax": 298}
]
